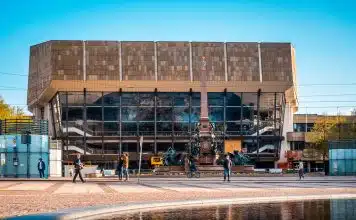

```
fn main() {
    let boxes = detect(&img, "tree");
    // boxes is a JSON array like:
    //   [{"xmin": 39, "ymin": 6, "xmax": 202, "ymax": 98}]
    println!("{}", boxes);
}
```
[
  {"xmin": 0, "ymin": 96, "xmax": 25, "ymax": 120},
  {"xmin": 351, "ymin": 108, "xmax": 356, "ymax": 116},
  {"xmin": 306, "ymin": 116, "xmax": 346, "ymax": 163}
]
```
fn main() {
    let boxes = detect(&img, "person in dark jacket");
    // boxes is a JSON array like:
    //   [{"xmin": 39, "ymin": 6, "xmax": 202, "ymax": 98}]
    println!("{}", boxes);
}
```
[
  {"xmin": 117, "ymin": 155, "xmax": 124, "ymax": 180},
  {"xmin": 223, "ymin": 154, "xmax": 232, "ymax": 182},
  {"xmin": 73, "ymin": 153, "xmax": 85, "ymax": 183},
  {"xmin": 38, "ymin": 158, "xmax": 46, "ymax": 179}
]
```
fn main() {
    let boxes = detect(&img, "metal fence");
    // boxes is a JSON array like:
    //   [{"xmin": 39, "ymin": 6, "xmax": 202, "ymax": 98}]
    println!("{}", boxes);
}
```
[{"xmin": 0, "ymin": 119, "xmax": 48, "ymax": 135}]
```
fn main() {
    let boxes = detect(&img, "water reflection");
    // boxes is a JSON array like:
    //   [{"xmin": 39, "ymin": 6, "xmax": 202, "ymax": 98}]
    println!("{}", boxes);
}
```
[{"xmin": 108, "ymin": 199, "xmax": 356, "ymax": 220}]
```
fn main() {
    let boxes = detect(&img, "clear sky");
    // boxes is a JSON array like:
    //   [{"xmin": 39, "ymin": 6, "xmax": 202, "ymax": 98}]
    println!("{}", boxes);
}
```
[{"xmin": 0, "ymin": 0, "xmax": 355, "ymax": 115}]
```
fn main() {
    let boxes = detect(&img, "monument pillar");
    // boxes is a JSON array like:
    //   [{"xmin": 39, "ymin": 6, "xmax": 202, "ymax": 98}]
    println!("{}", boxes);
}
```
[{"xmin": 198, "ymin": 56, "xmax": 216, "ymax": 165}]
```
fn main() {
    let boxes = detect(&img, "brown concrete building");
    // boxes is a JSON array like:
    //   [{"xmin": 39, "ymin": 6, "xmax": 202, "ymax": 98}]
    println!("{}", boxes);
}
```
[{"xmin": 27, "ymin": 41, "xmax": 298, "ymax": 172}]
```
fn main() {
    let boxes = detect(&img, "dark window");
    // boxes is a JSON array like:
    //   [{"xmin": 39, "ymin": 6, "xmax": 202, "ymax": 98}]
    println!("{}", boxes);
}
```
[
  {"xmin": 225, "ymin": 107, "xmax": 242, "ymax": 121},
  {"xmin": 103, "ymin": 122, "xmax": 119, "ymax": 136},
  {"xmin": 174, "ymin": 122, "xmax": 189, "ymax": 133},
  {"xmin": 226, "ymin": 92, "xmax": 242, "ymax": 106},
  {"xmin": 87, "ymin": 107, "xmax": 102, "ymax": 121},
  {"xmin": 157, "ymin": 107, "xmax": 173, "ymax": 121},
  {"xmin": 208, "ymin": 92, "xmax": 224, "ymax": 106},
  {"xmin": 67, "ymin": 107, "xmax": 83, "ymax": 121},
  {"xmin": 104, "ymin": 107, "xmax": 119, "ymax": 121},
  {"xmin": 121, "ymin": 122, "xmax": 137, "ymax": 135},
  {"xmin": 138, "ymin": 122, "xmax": 154, "ymax": 134},
  {"xmin": 157, "ymin": 122, "xmax": 172, "ymax": 132}
]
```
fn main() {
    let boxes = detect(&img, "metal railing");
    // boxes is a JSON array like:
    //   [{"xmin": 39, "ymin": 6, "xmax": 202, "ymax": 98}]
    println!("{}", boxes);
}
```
[{"xmin": 0, "ymin": 119, "xmax": 48, "ymax": 135}]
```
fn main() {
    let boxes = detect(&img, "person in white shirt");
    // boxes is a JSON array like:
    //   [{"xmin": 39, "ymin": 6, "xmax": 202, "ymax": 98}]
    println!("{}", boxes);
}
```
[{"xmin": 298, "ymin": 160, "xmax": 304, "ymax": 180}]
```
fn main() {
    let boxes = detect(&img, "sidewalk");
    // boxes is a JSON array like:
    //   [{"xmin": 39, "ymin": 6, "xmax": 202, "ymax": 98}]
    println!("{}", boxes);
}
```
[{"xmin": 0, "ymin": 177, "xmax": 355, "ymax": 218}]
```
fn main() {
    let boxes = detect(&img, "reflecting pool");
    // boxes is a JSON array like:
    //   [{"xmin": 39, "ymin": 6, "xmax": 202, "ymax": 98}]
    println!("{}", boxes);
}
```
[{"xmin": 108, "ymin": 199, "xmax": 356, "ymax": 220}]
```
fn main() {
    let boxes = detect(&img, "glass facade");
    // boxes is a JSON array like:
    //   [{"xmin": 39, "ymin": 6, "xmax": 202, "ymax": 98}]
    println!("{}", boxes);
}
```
[
  {"xmin": 50, "ymin": 91, "xmax": 285, "ymax": 163},
  {"xmin": 0, "ymin": 134, "xmax": 49, "ymax": 178},
  {"xmin": 329, "ymin": 141, "xmax": 356, "ymax": 176}
]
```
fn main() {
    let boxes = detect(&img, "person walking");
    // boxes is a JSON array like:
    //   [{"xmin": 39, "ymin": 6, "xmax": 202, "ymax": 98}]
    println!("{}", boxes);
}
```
[
  {"xmin": 73, "ymin": 153, "xmax": 85, "ymax": 183},
  {"xmin": 117, "ymin": 155, "xmax": 124, "ymax": 181},
  {"xmin": 37, "ymin": 158, "xmax": 46, "ymax": 179},
  {"xmin": 298, "ymin": 160, "xmax": 304, "ymax": 180},
  {"xmin": 122, "ymin": 153, "xmax": 129, "ymax": 181},
  {"xmin": 223, "ymin": 154, "xmax": 232, "ymax": 182}
]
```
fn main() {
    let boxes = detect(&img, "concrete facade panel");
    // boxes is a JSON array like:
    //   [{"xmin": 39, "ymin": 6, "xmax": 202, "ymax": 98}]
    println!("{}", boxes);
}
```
[
  {"xmin": 121, "ymin": 41, "xmax": 155, "ymax": 80},
  {"xmin": 191, "ymin": 42, "xmax": 225, "ymax": 81},
  {"xmin": 157, "ymin": 41, "xmax": 190, "ymax": 81},
  {"xmin": 227, "ymin": 42, "xmax": 259, "ymax": 81},
  {"xmin": 260, "ymin": 43, "xmax": 293, "ymax": 82}
]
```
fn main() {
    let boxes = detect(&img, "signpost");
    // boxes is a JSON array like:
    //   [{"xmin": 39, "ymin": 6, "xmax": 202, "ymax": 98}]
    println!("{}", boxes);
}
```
[{"xmin": 137, "ymin": 136, "xmax": 143, "ymax": 183}]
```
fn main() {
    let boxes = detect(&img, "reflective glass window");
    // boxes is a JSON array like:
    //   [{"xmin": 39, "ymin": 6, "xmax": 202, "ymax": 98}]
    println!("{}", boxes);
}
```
[
  {"xmin": 86, "ymin": 92, "xmax": 102, "ymax": 106},
  {"xmin": 139, "ymin": 93, "xmax": 155, "ymax": 106},
  {"xmin": 103, "ymin": 92, "xmax": 120, "ymax": 106},
  {"xmin": 173, "ymin": 107, "xmax": 189, "ymax": 122},
  {"xmin": 192, "ymin": 93, "xmax": 201, "ymax": 106},
  {"xmin": 209, "ymin": 107, "xmax": 224, "ymax": 122},
  {"xmin": 121, "ymin": 107, "xmax": 137, "ymax": 121},
  {"xmin": 67, "ymin": 92, "xmax": 84, "ymax": 106},
  {"xmin": 137, "ymin": 107, "xmax": 154, "ymax": 121},
  {"xmin": 122, "ymin": 93, "xmax": 139, "ymax": 106},
  {"xmin": 191, "ymin": 107, "xmax": 201, "ymax": 122},
  {"xmin": 173, "ymin": 93, "xmax": 189, "ymax": 106},
  {"xmin": 157, "ymin": 93, "xmax": 173, "ymax": 106}
]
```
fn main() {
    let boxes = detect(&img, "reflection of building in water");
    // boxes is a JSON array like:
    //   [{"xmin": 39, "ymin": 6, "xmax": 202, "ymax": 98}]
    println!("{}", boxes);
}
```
[{"xmin": 331, "ymin": 199, "xmax": 356, "ymax": 219}]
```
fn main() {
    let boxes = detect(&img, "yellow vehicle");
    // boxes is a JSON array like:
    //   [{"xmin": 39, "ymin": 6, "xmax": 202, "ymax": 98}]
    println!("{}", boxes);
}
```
[{"xmin": 150, "ymin": 156, "xmax": 163, "ymax": 167}]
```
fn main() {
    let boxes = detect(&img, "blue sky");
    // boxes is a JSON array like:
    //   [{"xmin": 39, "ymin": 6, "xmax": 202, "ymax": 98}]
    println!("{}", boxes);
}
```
[{"xmin": 0, "ymin": 0, "xmax": 355, "ymax": 115}]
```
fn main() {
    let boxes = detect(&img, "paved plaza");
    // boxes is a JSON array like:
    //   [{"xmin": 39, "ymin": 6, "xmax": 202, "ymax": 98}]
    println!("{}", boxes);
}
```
[{"xmin": 0, "ymin": 176, "xmax": 356, "ymax": 218}]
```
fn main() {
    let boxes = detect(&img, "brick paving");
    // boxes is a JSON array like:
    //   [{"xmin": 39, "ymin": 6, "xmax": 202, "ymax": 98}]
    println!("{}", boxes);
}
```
[{"xmin": 0, "ymin": 177, "xmax": 355, "ymax": 218}]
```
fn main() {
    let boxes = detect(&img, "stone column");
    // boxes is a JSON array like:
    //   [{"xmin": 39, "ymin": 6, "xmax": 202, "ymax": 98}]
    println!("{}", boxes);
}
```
[{"xmin": 198, "ymin": 56, "xmax": 214, "ymax": 165}]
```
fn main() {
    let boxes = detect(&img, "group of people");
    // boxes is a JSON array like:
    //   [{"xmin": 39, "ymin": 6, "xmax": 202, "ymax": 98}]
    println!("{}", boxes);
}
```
[
  {"xmin": 69, "ymin": 152, "xmax": 304, "ymax": 183},
  {"xmin": 71, "ymin": 153, "xmax": 130, "ymax": 183}
]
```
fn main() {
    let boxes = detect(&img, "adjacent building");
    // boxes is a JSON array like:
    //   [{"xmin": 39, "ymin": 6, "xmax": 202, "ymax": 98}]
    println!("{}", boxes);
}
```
[
  {"xmin": 27, "ymin": 40, "xmax": 298, "ymax": 171},
  {"xmin": 287, "ymin": 114, "xmax": 356, "ymax": 172}
]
